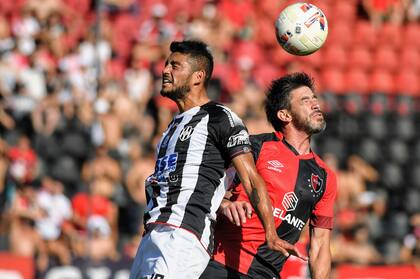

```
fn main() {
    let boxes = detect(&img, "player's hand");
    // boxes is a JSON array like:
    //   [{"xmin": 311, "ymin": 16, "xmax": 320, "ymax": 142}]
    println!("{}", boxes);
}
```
[
  {"xmin": 218, "ymin": 200, "xmax": 253, "ymax": 226},
  {"xmin": 266, "ymin": 234, "xmax": 308, "ymax": 261}
]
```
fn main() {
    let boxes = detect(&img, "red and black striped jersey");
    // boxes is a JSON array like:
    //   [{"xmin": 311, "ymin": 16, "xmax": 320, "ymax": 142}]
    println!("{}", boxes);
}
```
[{"xmin": 213, "ymin": 131, "xmax": 337, "ymax": 278}]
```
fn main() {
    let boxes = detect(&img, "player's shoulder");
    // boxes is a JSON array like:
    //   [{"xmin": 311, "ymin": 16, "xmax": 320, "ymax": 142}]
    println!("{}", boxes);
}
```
[
  {"xmin": 250, "ymin": 132, "xmax": 278, "ymax": 145},
  {"xmin": 202, "ymin": 102, "xmax": 244, "ymax": 126}
]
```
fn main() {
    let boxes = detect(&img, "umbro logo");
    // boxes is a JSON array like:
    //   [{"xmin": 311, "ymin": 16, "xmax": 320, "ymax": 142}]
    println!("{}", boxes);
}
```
[{"xmin": 267, "ymin": 160, "xmax": 284, "ymax": 173}]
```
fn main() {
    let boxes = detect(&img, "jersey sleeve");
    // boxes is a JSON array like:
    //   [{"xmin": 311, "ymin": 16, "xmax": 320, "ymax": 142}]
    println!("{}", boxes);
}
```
[
  {"xmin": 310, "ymin": 169, "xmax": 337, "ymax": 229},
  {"xmin": 216, "ymin": 107, "xmax": 251, "ymax": 159}
]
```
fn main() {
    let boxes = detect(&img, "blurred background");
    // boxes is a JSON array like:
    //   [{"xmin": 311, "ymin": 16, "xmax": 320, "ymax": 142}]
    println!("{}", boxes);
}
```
[{"xmin": 0, "ymin": 0, "xmax": 419, "ymax": 278}]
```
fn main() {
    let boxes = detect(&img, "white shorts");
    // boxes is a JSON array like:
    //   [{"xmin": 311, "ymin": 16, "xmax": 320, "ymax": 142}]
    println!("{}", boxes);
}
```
[{"xmin": 130, "ymin": 224, "xmax": 210, "ymax": 279}]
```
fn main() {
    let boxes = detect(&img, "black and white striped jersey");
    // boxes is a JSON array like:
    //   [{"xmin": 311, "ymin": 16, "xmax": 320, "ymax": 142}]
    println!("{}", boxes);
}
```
[{"xmin": 145, "ymin": 102, "xmax": 250, "ymax": 253}]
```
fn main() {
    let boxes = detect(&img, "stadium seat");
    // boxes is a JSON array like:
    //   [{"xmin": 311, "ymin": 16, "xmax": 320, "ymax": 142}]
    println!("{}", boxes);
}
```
[
  {"xmin": 369, "ymin": 69, "xmax": 394, "ymax": 94},
  {"xmin": 344, "ymin": 68, "xmax": 370, "ymax": 94},
  {"xmin": 389, "ymin": 115, "xmax": 416, "ymax": 141},
  {"xmin": 376, "ymin": 23, "xmax": 403, "ymax": 50},
  {"xmin": 363, "ymin": 114, "xmax": 388, "ymax": 140},
  {"xmin": 352, "ymin": 21, "xmax": 377, "ymax": 49},
  {"xmin": 318, "ymin": 137, "xmax": 347, "ymax": 162},
  {"xmin": 404, "ymin": 189, "xmax": 420, "ymax": 214},
  {"xmin": 320, "ymin": 67, "xmax": 345, "ymax": 94},
  {"xmin": 342, "ymin": 93, "xmax": 366, "ymax": 115},
  {"xmin": 329, "ymin": 1, "xmax": 357, "ymax": 23},
  {"xmin": 356, "ymin": 138, "xmax": 382, "ymax": 164},
  {"xmin": 319, "ymin": 92, "xmax": 340, "ymax": 114},
  {"xmin": 326, "ymin": 21, "xmax": 353, "ymax": 47},
  {"xmin": 336, "ymin": 111, "xmax": 362, "ymax": 138},
  {"xmin": 322, "ymin": 45, "xmax": 348, "ymax": 70},
  {"xmin": 394, "ymin": 95, "xmax": 416, "ymax": 116},
  {"xmin": 373, "ymin": 47, "xmax": 398, "ymax": 72},
  {"xmin": 368, "ymin": 93, "xmax": 391, "ymax": 115},
  {"xmin": 387, "ymin": 139, "xmax": 409, "ymax": 165},
  {"xmin": 379, "ymin": 162, "xmax": 403, "ymax": 190},
  {"xmin": 403, "ymin": 23, "xmax": 420, "ymax": 48},
  {"xmin": 399, "ymin": 48, "xmax": 420, "ymax": 72},
  {"xmin": 348, "ymin": 46, "xmax": 373, "ymax": 71},
  {"xmin": 394, "ymin": 70, "xmax": 419, "ymax": 96},
  {"xmin": 387, "ymin": 212, "xmax": 409, "ymax": 240}
]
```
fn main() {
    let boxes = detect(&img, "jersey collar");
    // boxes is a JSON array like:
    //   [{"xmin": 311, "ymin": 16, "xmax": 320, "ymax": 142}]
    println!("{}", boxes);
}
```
[{"xmin": 274, "ymin": 131, "xmax": 315, "ymax": 159}]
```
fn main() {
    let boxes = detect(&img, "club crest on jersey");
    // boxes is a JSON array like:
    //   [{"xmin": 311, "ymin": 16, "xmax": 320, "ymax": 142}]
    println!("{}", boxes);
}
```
[
  {"xmin": 282, "ymin": 192, "xmax": 298, "ymax": 211},
  {"xmin": 179, "ymin": 126, "xmax": 194, "ymax": 141},
  {"xmin": 227, "ymin": 130, "xmax": 250, "ymax": 148},
  {"xmin": 311, "ymin": 173, "xmax": 323, "ymax": 193}
]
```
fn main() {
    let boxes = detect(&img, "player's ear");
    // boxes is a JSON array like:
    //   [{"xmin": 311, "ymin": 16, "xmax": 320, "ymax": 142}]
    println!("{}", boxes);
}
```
[
  {"xmin": 192, "ymin": 70, "xmax": 205, "ymax": 86},
  {"xmin": 277, "ymin": 109, "xmax": 292, "ymax": 123}
]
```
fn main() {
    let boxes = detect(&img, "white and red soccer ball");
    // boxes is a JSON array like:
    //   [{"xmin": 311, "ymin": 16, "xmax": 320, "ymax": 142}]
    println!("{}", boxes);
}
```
[{"xmin": 275, "ymin": 2, "xmax": 328, "ymax": 56}]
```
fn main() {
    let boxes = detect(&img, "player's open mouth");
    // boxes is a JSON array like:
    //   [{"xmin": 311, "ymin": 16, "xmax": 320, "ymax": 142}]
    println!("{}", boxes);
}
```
[
  {"xmin": 312, "ymin": 112, "xmax": 323, "ymax": 118},
  {"xmin": 162, "ymin": 78, "xmax": 172, "ymax": 85}
]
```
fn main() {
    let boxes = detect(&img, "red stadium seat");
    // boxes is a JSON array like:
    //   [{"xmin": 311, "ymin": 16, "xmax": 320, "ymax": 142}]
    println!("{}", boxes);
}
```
[
  {"xmin": 376, "ymin": 23, "xmax": 403, "ymax": 50},
  {"xmin": 320, "ymin": 67, "xmax": 345, "ymax": 94},
  {"xmin": 322, "ymin": 45, "xmax": 348, "ymax": 70},
  {"xmin": 348, "ymin": 46, "xmax": 373, "ymax": 70},
  {"xmin": 373, "ymin": 47, "xmax": 398, "ymax": 72},
  {"xmin": 369, "ymin": 69, "xmax": 394, "ymax": 94},
  {"xmin": 394, "ymin": 70, "xmax": 420, "ymax": 96},
  {"xmin": 399, "ymin": 48, "xmax": 420, "ymax": 72},
  {"xmin": 329, "ymin": 1, "xmax": 357, "ymax": 24},
  {"xmin": 326, "ymin": 22, "xmax": 353, "ymax": 48},
  {"xmin": 403, "ymin": 23, "xmax": 420, "ymax": 48},
  {"xmin": 352, "ymin": 21, "xmax": 377, "ymax": 49},
  {"xmin": 344, "ymin": 68, "xmax": 370, "ymax": 94}
]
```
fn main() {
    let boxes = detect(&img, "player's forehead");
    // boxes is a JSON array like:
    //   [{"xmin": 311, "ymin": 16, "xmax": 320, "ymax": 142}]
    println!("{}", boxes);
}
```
[
  {"xmin": 290, "ymin": 86, "xmax": 316, "ymax": 101},
  {"xmin": 166, "ymin": 52, "xmax": 190, "ymax": 66}
]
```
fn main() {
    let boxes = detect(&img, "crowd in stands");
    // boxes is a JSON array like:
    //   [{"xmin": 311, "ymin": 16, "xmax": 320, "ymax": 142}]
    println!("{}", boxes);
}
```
[{"xmin": 0, "ymin": 0, "xmax": 419, "ymax": 276}]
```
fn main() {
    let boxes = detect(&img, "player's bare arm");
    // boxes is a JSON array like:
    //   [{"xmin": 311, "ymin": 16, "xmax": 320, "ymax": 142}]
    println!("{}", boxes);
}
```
[
  {"xmin": 309, "ymin": 226, "xmax": 332, "ymax": 279},
  {"xmin": 231, "ymin": 153, "xmax": 308, "ymax": 261}
]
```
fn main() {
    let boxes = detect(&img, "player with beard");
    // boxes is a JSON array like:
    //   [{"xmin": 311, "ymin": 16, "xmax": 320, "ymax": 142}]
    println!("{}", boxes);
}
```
[
  {"xmin": 129, "ymin": 41, "xmax": 306, "ymax": 279},
  {"xmin": 200, "ymin": 72, "xmax": 337, "ymax": 279}
]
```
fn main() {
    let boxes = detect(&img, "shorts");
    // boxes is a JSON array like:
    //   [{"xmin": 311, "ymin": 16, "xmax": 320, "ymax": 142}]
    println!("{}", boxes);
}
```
[
  {"xmin": 130, "ymin": 224, "xmax": 210, "ymax": 279},
  {"xmin": 200, "ymin": 260, "xmax": 251, "ymax": 279}
]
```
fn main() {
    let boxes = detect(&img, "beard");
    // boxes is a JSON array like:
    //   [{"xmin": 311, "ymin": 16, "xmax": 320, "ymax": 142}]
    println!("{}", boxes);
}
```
[
  {"xmin": 291, "ymin": 110, "xmax": 326, "ymax": 135},
  {"xmin": 160, "ymin": 84, "xmax": 191, "ymax": 101}
]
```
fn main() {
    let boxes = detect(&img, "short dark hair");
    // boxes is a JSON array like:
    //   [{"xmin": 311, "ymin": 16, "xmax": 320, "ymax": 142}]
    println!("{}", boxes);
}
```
[
  {"xmin": 170, "ymin": 40, "xmax": 214, "ymax": 87},
  {"xmin": 265, "ymin": 72, "xmax": 315, "ymax": 131}
]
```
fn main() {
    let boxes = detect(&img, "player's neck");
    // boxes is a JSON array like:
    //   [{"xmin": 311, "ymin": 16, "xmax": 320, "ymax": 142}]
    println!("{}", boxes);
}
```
[
  {"xmin": 176, "ymin": 88, "xmax": 210, "ymax": 112},
  {"xmin": 282, "ymin": 129, "xmax": 312, "ymax": 155}
]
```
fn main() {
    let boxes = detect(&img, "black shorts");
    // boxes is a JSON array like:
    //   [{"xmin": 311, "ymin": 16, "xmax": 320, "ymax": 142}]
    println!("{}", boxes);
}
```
[{"xmin": 200, "ymin": 260, "xmax": 251, "ymax": 279}]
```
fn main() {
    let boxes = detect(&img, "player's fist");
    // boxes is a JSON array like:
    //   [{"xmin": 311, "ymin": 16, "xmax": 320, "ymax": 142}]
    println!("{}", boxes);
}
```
[{"xmin": 218, "ymin": 200, "xmax": 253, "ymax": 226}]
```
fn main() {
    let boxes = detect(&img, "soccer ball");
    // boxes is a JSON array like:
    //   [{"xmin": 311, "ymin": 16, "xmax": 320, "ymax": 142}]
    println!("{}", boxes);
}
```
[{"xmin": 275, "ymin": 2, "xmax": 328, "ymax": 56}]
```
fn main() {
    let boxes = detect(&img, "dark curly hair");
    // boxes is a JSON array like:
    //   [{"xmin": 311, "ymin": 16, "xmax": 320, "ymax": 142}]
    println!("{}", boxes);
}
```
[{"xmin": 264, "ymin": 72, "xmax": 315, "ymax": 131}]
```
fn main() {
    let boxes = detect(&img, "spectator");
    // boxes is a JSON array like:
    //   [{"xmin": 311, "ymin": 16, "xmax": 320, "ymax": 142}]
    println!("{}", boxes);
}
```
[
  {"xmin": 36, "ymin": 177, "xmax": 72, "ymax": 266},
  {"xmin": 7, "ymin": 183, "xmax": 49, "ymax": 272},
  {"xmin": 7, "ymin": 134, "xmax": 37, "ymax": 185}
]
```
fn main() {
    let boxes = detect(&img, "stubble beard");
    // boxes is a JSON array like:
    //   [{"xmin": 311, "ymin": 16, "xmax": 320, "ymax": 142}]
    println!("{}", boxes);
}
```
[
  {"xmin": 291, "ymin": 110, "xmax": 326, "ymax": 135},
  {"xmin": 160, "ymin": 84, "xmax": 191, "ymax": 102}
]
